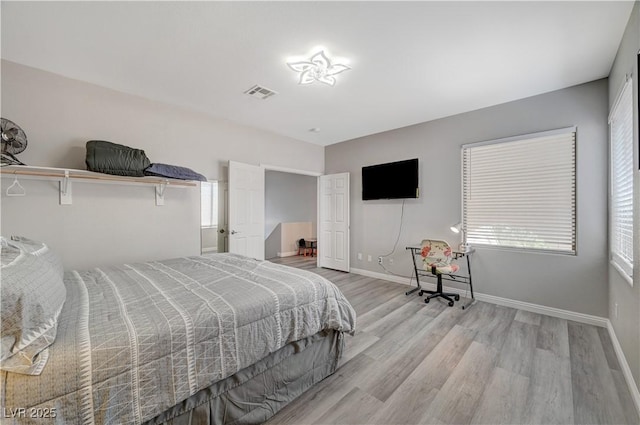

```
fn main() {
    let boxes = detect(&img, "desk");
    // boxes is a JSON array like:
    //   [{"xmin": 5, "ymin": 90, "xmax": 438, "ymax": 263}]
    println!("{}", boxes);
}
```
[{"xmin": 405, "ymin": 246, "xmax": 476, "ymax": 310}]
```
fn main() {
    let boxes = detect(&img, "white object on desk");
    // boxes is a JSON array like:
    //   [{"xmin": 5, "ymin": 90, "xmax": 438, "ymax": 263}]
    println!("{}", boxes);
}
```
[{"xmin": 458, "ymin": 243, "xmax": 472, "ymax": 253}]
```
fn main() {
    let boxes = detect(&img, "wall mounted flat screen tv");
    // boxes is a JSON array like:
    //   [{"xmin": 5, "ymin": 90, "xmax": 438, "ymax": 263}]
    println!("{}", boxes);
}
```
[{"xmin": 362, "ymin": 158, "xmax": 419, "ymax": 200}]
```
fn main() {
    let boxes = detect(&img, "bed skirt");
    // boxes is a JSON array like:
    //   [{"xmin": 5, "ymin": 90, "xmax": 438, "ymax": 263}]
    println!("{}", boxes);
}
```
[{"xmin": 144, "ymin": 329, "xmax": 344, "ymax": 425}]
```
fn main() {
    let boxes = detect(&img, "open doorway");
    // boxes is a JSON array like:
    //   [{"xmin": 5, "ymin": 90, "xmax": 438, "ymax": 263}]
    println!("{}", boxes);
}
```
[
  {"xmin": 223, "ymin": 162, "xmax": 348, "ymax": 268},
  {"xmin": 265, "ymin": 170, "xmax": 317, "ymax": 260},
  {"xmin": 200, "ymin": 180, "xmax": 228, "ymax": 254}
]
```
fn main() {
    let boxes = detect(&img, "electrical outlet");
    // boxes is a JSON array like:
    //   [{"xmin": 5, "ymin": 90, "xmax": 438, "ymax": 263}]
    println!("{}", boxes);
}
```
[
  {"xmin": 389, "ymin": 258, "xmax": 394, "ymax": 264},
  {"xmin": 378, "ymin": 256, "xmax": 383, "ymax": 264},
  {"xmin": 367, "ymin": 255, "xmax": 372, "ymax": 262},
  {"xmin": 357, "ymin": 253, "xmax": 362, "ymax": 260}
]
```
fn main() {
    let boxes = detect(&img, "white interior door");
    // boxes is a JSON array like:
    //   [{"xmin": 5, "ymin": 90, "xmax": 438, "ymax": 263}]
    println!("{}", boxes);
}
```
[
  {"xmin": 318, "ymin": 173, "xmax": 350, "ymax": 272},
  {"xmin": 228, "ymin": 161, "xmax": 265, "ymax": 260}
]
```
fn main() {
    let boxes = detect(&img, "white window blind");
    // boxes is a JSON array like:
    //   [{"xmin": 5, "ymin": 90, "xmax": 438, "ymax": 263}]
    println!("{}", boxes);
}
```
[
  {"xmin": 462, "ymin": 128, "xmax": 576, "ymax": 254},
  {"xmin": 609, "ymin": 78, "xmax": 634, "ymax": 279},
  {"xmin": 201, "ymin": 181, "xmax": 218, "ymax": 228}
]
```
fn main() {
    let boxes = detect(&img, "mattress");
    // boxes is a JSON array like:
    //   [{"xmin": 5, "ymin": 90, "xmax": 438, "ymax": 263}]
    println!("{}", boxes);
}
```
[{"xmin": 1, "ymin": 253, "xmax": 356, "ymax": 425}]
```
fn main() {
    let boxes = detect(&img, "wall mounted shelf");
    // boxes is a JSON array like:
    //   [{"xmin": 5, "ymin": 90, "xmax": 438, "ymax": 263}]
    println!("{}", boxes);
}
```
[{"xmin": 0, "ymin": 165, "xmax": 198, "ymax": 206}]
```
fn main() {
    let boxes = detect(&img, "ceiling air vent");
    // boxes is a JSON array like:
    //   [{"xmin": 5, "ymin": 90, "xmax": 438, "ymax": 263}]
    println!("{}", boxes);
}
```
[{"xmin": 244, "ymin": 84, "xmax": 278, "ymax": 100}]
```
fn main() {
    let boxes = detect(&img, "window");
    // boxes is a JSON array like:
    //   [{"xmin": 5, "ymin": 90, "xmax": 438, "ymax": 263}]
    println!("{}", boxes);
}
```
[
  {"xmin": 201, "ymin": 181, "xmax": 218, "ymax": 228},
  {"xmin": 462, "ymin": 127, "xmax": 577, "ymax": 254},
  {"xmin": 609, "ymin": 78, "xmax": 634, "ymax": 281}
]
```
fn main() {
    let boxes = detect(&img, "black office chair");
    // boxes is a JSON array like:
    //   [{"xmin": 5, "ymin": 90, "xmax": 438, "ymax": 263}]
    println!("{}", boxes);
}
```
[
  {"xmin": 418, "ymin": 239, "xmax": 461, "ymax": 307},
  {"xmin": 297, "ymin": 238, "xmax": 309, "ymax": 256}
]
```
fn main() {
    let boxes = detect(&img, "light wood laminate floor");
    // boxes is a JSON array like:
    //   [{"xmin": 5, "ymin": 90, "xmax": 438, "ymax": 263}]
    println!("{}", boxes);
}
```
[{"xmin": 265, "ymin": 255, "xmax": 639, "ymax": 425}]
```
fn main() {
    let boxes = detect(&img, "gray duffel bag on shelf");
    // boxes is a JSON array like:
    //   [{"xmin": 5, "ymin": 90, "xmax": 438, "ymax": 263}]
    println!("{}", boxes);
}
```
[{"xmin": 85, "ymin": 140, "xmax": 151, "ymax": 177}]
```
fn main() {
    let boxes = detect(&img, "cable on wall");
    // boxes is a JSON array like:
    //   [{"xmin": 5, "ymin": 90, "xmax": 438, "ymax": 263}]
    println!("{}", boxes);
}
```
[
  {"xmin": 378, "ymin": 259, "xmax": 414, "ymax": 280},
  {"xmin": 377, "ymin": 199, "xmax": 414, "ymax": 279},
  {"xmin": 379, "ymin": 199, "xmax": 406, "ymax": 258}
]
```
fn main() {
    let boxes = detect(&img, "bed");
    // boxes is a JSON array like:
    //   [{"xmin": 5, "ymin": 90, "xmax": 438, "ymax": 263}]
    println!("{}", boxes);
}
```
[{"xmin": 0, "ymin": 237, "xmax": 356, "ymax": 425}]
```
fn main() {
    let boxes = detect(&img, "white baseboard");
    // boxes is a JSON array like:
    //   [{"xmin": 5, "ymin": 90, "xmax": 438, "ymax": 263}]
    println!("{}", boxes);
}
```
[
  {"xmin": 349, "ymin": 267, "xmax": 607, "ymax": 327},
  {"xmin": 277, "ymin": 251, "xmax": 298, "ymax": 258},
  {"xmin": 349, "ymin": 267, "xmax": 414, "ymax": 285},
  {"xmin": 607, "ymin": 321, "xmax": 640, "ymax": 416},
  {"xmin": 350, "ymin": 266, "xmax": 637, "ymax": 415},
  {"xmin": 476, "ymin": 293, "xmax": 608, "ymax": 327}
]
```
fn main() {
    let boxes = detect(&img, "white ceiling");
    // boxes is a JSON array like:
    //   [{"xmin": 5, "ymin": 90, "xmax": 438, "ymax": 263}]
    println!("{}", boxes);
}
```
[{"xmin": 1, "ymin": 1, "xmax": 634, "ymax": 146}]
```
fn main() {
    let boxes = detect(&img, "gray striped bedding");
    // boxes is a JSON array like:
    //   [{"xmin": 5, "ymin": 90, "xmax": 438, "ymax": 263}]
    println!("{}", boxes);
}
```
[{"xmin": 1, "ymin": 253, "xmax": 356, "ymax": 424}]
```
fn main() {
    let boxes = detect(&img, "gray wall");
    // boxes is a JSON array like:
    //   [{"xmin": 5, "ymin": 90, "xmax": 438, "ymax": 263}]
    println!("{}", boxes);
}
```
[
  {"xmin": 1, "ymin": 61, "xmax": 323, "ymax": 268},
  {"xmin": 265, "ymin": 170, "xmax": 317, "ymax": 259},
  {"xmin": 326, "ymin": 79, "xmax": 609, "ymax": 317},
  {"xmin": 1, "ymin": 60, "xmax": 325, "ymax": 180},
  {"xmin": 1, "ymin": 178, "xmax": 201, "ymax": 270},
  {"xmin": 608, "ymin": 1, "xmax": 640, "ymax": 390}
]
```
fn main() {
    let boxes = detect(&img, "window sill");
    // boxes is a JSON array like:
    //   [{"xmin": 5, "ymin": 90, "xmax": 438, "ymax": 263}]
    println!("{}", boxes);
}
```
[
  {"xmin": 468, "ymin": 243, "xmax": 576, "ymax": 256},
  {"xmin": 610, "ymin": 260, "xmax": 633, "ymax": 287}
]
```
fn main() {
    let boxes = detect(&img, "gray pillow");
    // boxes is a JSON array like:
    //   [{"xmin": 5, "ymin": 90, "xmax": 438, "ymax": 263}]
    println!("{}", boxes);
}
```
[
  {"xmin": 144, "ymin": 163, "xmax": 208, "ymax": 181},
  {"xmin": 0, "ymin": 237, "xmax": 66, "ymax": 375}
]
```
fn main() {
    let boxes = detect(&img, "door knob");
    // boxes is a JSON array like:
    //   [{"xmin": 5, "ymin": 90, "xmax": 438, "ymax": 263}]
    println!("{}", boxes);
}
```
[{"xmin": 230, "ymin": 230, "xmax": 239, "ymax": 235}]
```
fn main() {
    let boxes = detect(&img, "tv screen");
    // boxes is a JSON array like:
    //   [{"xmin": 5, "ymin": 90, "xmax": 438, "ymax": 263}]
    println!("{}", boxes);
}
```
[{"xmin": 362, "ymin": 158, "xmax": 419, "ymax": 200}]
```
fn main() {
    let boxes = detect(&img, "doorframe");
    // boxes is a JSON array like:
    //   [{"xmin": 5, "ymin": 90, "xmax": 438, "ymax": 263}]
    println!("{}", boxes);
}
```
[
  {"xmin": 261, "ymin": 164, "xmax": 322, "ymax": 178},
  {"xmin": 261, "ymin": 163, "xmax": 322, "ymax": 265}
]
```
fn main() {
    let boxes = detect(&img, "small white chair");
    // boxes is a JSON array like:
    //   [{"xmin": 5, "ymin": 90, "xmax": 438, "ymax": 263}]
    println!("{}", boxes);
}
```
[{"xmin": 418, "ymin": 239, "xmax": 461, "ymax": 307}]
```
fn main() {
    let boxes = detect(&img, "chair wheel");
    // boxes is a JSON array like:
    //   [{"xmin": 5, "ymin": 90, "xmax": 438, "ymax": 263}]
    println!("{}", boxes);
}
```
[
  {"xmin": 448, "ymin": 301, "xmax": 454, "ymax": 307},
  {"xmin": 455, "ymin": 295, "xmax": 460, "ymax": 301},
  {"xmin": 418, "ymin": 291, "xmax": 424, "ymax": 296},
  {"xmin": 424, "ymin": 298, "xmax": 430, "ymax": 304}
]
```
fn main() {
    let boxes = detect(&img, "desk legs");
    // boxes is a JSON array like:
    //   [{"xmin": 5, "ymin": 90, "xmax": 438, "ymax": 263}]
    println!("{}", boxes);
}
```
[
  {"xmin": 405, "ymin": 249, "xmax": 422, "ymax": 296},
  {"xmin": 461, "ymin": 254, "xmax": 476, "ymax": 310}
]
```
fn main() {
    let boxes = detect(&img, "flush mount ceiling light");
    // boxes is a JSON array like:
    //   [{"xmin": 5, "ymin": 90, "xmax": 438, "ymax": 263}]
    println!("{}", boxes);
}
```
[{"xmin": 287, "ymin": 50, "xmax": 350, "ymax": 86}]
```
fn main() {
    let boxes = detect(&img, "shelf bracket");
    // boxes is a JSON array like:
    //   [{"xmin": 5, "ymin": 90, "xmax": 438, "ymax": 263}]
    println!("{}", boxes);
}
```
[
  {"xmin": 59, "ymin": 170, "xmax": 72, "ymax": 205},
  {"xmin": 155, "ymin": 182, "xmax": 167, "ymax": 206}
]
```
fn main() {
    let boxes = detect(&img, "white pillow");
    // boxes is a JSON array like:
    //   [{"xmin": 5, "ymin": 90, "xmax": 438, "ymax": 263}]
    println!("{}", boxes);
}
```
[{"xmin": 0, "ymin": 236, "xmax": 66, "ymax": 375}]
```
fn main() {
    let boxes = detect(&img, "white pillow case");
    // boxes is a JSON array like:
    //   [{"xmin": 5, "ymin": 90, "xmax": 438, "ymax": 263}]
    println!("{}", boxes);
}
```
[{"xmin": 0, "ymin": 236, "xmax": 66, "ymax": 375}]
